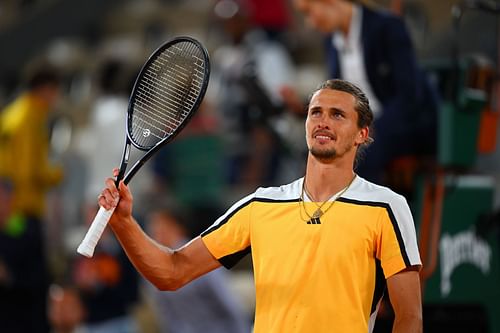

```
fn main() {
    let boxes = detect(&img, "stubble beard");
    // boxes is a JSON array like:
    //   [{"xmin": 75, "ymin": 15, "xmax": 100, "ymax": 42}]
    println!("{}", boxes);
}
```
[
  {"xmin": 309, "ymin": 146, "xmax": 337, "ymax": 161},
  {"xmin": 309, "ymin": 140, "xmax": 356, "ymax": 162}
]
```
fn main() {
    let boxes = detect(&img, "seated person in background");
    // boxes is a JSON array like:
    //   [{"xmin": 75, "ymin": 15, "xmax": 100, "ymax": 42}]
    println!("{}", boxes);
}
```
[
  {"xmin": 71, "ymin": 204, "xmax": 140, "ymax": 333},
  {"xmin": 47, "ymin": 284, "xmax": 85, "ymax": 333},
  {"xmin": 143, "ymin": 206, "xmax": 252, "ymax": 333}
]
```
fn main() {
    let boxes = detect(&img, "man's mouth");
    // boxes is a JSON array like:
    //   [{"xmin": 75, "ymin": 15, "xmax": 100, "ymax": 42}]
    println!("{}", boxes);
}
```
[{"xmin": 313, "ymin": 131, "xmax": 335, "ymax": 141}]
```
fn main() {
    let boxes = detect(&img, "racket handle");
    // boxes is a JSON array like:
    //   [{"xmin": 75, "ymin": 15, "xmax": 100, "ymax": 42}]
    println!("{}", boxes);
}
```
[{"xmin": 77, "ymin": 206, "xmax": 116, "ymax": 258}]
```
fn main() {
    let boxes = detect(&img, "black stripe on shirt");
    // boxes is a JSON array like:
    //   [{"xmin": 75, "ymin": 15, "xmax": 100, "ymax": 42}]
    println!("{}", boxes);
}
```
[
  {"xmin": 201, "ymin": 197, "xmax": 300, "ymax": 236},
  {"xmin": 371, "ymin": 259, "xmax": 386, "ymax": 314},
  {"xmin": 201, "ymin": 197, "xmax": 300, "ymax": 269},
  {"xmin": 219, "ymin": 246, "xmax": 252, "ymax": 269},
  {"xmin": 337, "ymin": 197, "xmax": 411, "ymax": 267}
]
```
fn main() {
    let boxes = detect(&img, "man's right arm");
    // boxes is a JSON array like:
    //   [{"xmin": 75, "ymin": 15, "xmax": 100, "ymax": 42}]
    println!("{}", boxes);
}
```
[{"xmin": 100, "ymin": 176, "xmax": 221, "ymax": 291}]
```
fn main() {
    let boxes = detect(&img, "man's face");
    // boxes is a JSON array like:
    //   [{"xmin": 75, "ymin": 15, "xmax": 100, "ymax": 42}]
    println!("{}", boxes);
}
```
[
  {"xmin": 305, "ymin": 89, "xmax": 368, "ymax": 162},
  {"xmin": 293, "ymin": 0, "xmax": 344, "ymax": 33}
]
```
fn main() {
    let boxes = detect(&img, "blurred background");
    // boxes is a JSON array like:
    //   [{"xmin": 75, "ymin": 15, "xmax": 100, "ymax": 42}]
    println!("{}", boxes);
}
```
[{"xmin": 0, "ymin": 0, "xmax": 499, "ymax": 332}]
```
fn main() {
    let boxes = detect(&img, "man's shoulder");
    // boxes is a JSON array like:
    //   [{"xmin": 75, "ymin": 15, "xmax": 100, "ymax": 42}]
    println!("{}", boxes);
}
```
[
  {"xmin": 345, "ymin": 176, "xmax": 408, "ymax": 207},
  {"xmin": 221, "ymin": 179, "xmax": 302, "ymax": 214},
  {"xmin": 253, "ymin": 178, "xmax": 302, "ymax": 202}
]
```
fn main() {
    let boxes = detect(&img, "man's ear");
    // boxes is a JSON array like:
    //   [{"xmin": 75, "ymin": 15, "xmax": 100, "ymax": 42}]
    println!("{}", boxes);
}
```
[{"xmin": 356, "ymin": 126, "xmax": 370, "ymax": 146}]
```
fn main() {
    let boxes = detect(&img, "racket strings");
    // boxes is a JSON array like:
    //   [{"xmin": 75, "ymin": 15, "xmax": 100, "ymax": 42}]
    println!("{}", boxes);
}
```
[
  {"xmin": 133, "ymin": 65, "xmax": 194, "ymax": 140},
  {"xmin": 130, "ymin": 41, "xmax": 207, "ymax": 149}
]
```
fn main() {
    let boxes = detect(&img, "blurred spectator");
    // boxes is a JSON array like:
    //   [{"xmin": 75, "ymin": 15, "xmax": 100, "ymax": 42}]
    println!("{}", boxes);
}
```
[
  {"xmin": 74, "ymin": 59, "xmax": 130, "ymax": 208},
  {"xmin": 71, "ymin": 204, "xmax": 140, "ymax": 333},
  {"xmin": 244, "ymin": 0, "xmax": 292, "ymax": 42},
  {"xmin": 210, "ymin": 0, "xmax": 299, "ymax": 189},
  {"xmin": 0, "ymin": 63, "xmax": 64, "ymax": 219},
  {"xmin": 293, "ymin": 0, "xmax": 439, "ymax": 185},
  {"xmin": 47, "ymin": 284, "xmax": 86, "ymax": 333},
  {"xmin": 74, "ymin": 58, "xmax": 153, "ymax": 219},
  {"xmin": 0, "ymin": 178, "xmax": 51, "ymax": 333},
  {"xmin": 151, "ymin": 103, "xmax": 226, "ymax": 237},
  {"xmin": 143, "ymin": 206, "xmax": 252, "ymax": 333}
]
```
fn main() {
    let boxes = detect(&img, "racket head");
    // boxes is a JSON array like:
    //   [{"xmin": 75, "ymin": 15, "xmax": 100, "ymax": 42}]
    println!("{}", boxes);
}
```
[{"xmin": 126, "ymin": 36, "xmax": 210, "ymax": 151}]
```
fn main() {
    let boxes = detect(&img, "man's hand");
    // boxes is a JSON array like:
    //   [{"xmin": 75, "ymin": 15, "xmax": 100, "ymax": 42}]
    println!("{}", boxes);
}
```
[{"xmin": 98, "ymin": 168, "xmax": 133, "ymax": 226}]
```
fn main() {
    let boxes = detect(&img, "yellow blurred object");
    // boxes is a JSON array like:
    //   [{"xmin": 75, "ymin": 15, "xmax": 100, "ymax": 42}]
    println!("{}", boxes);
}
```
[{"xmin": 0, "ymin": 92, "xmax": 63, "ymax": 218}]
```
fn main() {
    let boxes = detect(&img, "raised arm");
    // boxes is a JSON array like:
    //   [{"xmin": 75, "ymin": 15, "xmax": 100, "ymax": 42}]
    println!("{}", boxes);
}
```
[
  {"xmin": 386, "ymin": 267, "xmax": 423, "ymax": 333},
  {"xmin": 99, "ymin": 174, "xmax": 221, "ymax": 291}
]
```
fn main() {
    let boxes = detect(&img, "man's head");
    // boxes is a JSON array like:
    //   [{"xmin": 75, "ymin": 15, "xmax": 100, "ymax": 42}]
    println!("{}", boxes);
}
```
[
  {"xmin": 305, "ymin": 79, "xmax": 373, "ymax": 164},
  {"xmin": 25, "ymin": 65, "xmax": 62, "ymax": 108},
  {"xmin": 293, "ymin": 0, "xmax": 355, "ymax": 34},
  {"xmin": 26, "ymin": 67, "xmax": 61, "ymax": 91},
  {"xmin": 147, "ymin": 208, "xmax": 188, "ymax": 248},
  {"xmin": 213, "ymin": 0, "xmax": 252, "ymax": 44}
]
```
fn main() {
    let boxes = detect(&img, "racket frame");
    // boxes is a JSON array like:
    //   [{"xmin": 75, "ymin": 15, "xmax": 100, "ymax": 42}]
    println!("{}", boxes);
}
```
[
  {"xmin": 116, "ymin": 36, "xmax": 211, "ymax": 185},
  {"xmin": 77, "ymin": 36, "xmax": 210, "ymax": 258}
]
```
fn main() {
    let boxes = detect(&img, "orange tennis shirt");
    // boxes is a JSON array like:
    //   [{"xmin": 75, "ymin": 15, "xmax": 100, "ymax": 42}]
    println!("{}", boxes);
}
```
[{"xmin": 201, "ymin": 176, "xmax": 421, "ymax": 332}]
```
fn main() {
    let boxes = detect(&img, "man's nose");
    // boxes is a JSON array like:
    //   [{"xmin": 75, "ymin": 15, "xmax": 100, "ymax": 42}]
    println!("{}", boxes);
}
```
[{"xmin": 315, "ymin": 115, "xmax": 330, "ymax": 129}]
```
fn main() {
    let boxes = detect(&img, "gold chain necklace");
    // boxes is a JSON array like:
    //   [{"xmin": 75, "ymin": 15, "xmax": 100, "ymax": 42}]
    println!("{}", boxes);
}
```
[{"xmin": 299, "ymin": 174, "xmax": 356, "ymax": 224}]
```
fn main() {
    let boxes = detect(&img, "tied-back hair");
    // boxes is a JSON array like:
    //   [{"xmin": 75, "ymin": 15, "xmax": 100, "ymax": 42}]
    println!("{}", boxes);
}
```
[{"xmin": 307, "ymin": 79, "xmax": 375, "ymax": 163}]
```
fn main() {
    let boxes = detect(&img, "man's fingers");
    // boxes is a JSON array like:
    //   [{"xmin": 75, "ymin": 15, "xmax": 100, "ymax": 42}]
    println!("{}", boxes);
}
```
[
  {"xmin": 98, "ymin": 189, "xmax": 116, "ymax": 210},
  {"xmin": 105, "ymin": 177, "xmax": 115, "ymax": 188},
  {"xmin": 97, "ymin": 192, "xmax": 109, "ymax": 209},
  {"xmin": 104, "ymin": 178, "xmax": 120, "ymax": 196},
  {"xmin": 97, "ymin": 177, "xmax": 120, "ymax": 210},
  {"xmin": 118, "ymin": 181, "xmax": 132, "ymax": 201}
]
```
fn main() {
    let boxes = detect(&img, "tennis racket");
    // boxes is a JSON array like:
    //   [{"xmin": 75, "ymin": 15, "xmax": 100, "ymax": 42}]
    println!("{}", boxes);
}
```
[{"xmin": 77, "ymin": 36, "xmax": 210, "ymax": 258}]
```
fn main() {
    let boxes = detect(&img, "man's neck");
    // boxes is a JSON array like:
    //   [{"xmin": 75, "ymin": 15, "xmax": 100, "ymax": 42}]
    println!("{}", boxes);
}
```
[{"xmin": 304, "ymin": 155, "xmax": 355, "ymax": 202}]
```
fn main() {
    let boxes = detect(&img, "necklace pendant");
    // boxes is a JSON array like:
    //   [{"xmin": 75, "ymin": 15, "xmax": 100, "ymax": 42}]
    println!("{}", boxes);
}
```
[
  {"xmin": 307, "ymin": 216, "xmax": 321, "ymax": 225},
  {"xmin": 307, "ymin": 209, "xmax": 323, "ymax": 224},
  {"xmin": 313, "ymin": 209, "xmax": 323, "ymax": 219}
]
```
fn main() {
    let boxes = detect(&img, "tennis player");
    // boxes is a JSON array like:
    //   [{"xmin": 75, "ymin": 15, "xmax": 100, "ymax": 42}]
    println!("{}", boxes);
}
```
[{"xmin": 99, "ymin": 79, "xmax": 422, "ymax": 333}]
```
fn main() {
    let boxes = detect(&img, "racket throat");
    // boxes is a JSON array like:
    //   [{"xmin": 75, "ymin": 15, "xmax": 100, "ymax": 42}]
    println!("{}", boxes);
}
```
[{"xmin": 116, "ymin": 144, "xmax": 131, "ymax": 187}]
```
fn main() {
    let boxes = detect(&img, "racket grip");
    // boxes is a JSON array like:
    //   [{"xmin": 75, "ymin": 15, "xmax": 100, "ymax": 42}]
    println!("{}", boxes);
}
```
[{"xmin": 77, "ymin": 206, "xmax": 116, "ymax": 258}]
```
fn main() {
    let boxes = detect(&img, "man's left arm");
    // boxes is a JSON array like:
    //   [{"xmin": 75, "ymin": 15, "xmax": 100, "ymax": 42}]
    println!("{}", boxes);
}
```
[{"xmin": 386, "ymin": 266, "xmax": 423, "ymax": 333}]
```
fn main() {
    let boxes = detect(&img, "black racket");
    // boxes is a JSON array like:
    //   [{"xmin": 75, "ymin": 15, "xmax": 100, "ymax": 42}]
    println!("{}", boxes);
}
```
[{"xmin": 77, "ymin": 36, "xmax": 210, "ymax": 257}]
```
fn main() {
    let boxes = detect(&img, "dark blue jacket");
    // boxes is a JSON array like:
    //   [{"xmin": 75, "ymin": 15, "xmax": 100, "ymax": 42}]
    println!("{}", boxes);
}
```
[{"xmin": 325, "ymin": 5, "xmax": 438, "ymax": 181}]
